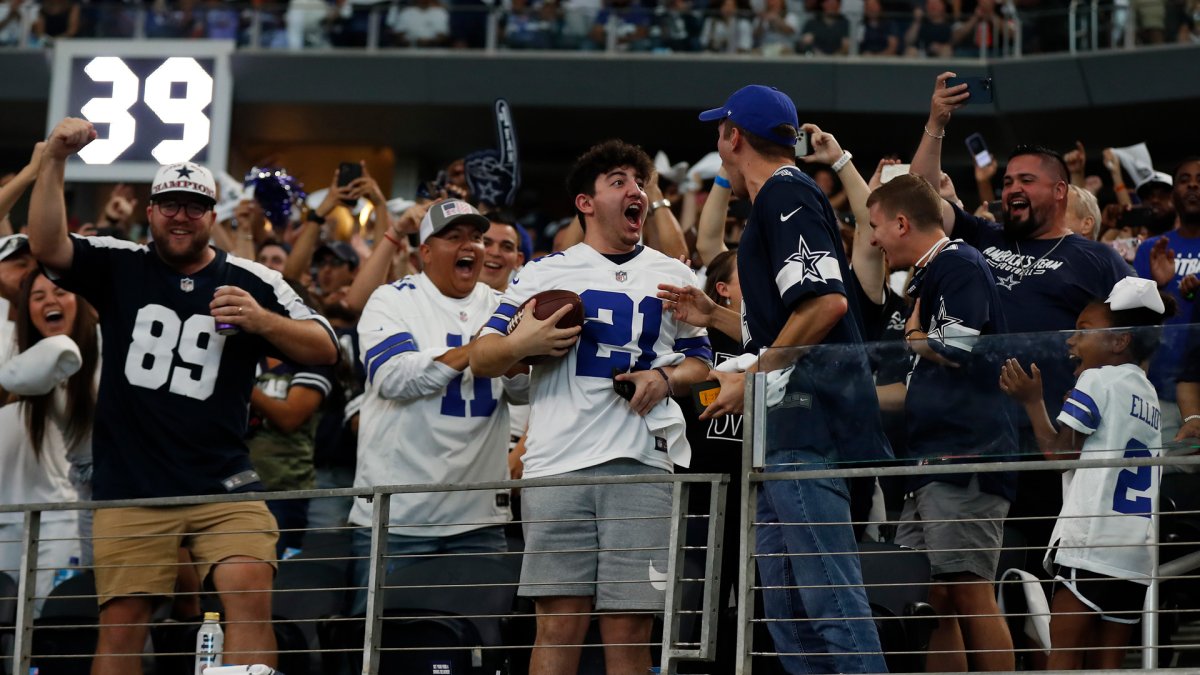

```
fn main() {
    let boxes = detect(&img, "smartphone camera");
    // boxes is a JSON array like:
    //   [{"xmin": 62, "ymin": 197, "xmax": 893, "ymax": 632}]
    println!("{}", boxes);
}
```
[
  {"xmin": 794, "ymin": 130, "xmax": 813, "ymax": 158},
  {"xmin": 337, "ymin": 162, "xmax": 362, "ymax": 207},
  {"xmin": 965, "ymin": 133, "xmax": 992, "ymax": 168}
]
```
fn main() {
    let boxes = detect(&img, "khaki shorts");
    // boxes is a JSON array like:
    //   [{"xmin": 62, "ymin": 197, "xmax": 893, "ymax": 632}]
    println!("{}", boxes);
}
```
[{"xmin": 93, "ymin": 501, "xmax": 278, "ymax": 606}]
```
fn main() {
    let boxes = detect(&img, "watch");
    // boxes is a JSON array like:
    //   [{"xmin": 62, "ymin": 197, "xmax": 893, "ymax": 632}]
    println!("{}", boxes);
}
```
[{"xmin": 650, "ymin": 198, "xmax": 672, "ymax": 212}]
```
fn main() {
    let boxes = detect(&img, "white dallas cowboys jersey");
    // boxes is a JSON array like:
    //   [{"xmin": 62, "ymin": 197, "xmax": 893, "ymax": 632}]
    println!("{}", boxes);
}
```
[
  {"xmin": 480, "ymin": 244, "xmax": 710, "ymax": 479},
  {"xmin": 1048, "ymin": 363, "xmax": 1162, "ymax": 582},
  {"xmin": 351, "ymin": 273, "xmax": 525, "ymax": 535}
]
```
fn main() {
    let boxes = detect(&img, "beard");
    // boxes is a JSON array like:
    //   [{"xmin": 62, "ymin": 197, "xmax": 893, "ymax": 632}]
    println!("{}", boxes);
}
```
[
  {"xmin": 1001, "ymin": 207, "xmax": 1041, "ymax": 239},
  {"xmin": 153, "ymin": 230, "xmax": 211, "ymax": 269}
]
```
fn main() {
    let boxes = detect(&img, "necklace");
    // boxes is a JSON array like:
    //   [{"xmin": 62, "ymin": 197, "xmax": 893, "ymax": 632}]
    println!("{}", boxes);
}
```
[
  {"xmin": 997, "ymin": 234, "xmax": 1069, "ymax": 290},
  {"xmin": 914, "ymin": 236, "xmax": 951, "ymax": 268}
]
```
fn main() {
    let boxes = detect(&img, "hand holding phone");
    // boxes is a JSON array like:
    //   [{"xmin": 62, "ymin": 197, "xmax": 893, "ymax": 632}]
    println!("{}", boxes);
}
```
[
  {"xmin": 946, "ymin": 77, "xmax": 993, "ymax": 104},
  {"xmin": 965, "ymin": 133, "xmax": 992, "ymax": 168},
  {"xmin": 337, "ymin": 162, "xmax": 363, "ymax": 206}
]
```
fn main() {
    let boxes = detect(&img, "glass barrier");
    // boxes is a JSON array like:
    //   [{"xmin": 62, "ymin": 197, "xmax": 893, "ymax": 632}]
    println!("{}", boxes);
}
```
[{"xmin": 2, "ymin": 0, "xmax": 1186, "ymax": 55}]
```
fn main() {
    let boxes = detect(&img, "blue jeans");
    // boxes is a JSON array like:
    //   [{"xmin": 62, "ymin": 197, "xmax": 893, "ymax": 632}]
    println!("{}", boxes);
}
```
[
  {"xmin": 349, "ymin": 525, "xmax": 507, "ymax": 615},
  {"xmin": 756, "ymin": 451, "xmax": 886, "ymax": 674}
]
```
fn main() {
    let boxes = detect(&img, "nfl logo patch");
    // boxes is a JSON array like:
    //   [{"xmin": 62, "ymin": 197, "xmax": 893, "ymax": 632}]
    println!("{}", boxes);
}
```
[
  {"xmin": 614, "ymin": 271, "xmax": 628, "ymax": 283},
  {"xmin": 459, "ymin": 311, "xmax": 469, "ymax": 322},
  {"xmin": 180, "ymin": 278, "xmax": 194, "ymax": 292}
]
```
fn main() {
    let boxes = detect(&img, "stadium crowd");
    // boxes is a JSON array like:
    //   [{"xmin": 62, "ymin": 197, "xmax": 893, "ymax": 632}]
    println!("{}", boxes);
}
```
[
  {"xmin": 0, "ymin": 71, "xmax": 1198, "ymax": 674},
  {"xmin": 1, "ymin": 0, "xmax": 1197, "ymax": 52}
]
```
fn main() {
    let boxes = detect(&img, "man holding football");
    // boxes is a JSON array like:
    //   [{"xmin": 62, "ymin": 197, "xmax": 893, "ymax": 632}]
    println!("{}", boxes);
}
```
[{"xmin": 472, "ymin": 140, "xmax": 712, "ymax": 674}]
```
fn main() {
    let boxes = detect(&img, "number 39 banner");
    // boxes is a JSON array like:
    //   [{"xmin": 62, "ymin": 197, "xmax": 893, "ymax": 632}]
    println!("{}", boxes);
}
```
[{"xmin": 46, "ymin": 40, "xmax": 233, "ymax": 182}]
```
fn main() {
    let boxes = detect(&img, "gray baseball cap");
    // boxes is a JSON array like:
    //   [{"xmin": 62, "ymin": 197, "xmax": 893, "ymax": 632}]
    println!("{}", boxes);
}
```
[
  {"xmin": 418, "ymin": 199, "xmax": 490, "ymax": 244},
  {"xmin": 0, "ymin": 234, "xmax": 29, "ymax": 262}
]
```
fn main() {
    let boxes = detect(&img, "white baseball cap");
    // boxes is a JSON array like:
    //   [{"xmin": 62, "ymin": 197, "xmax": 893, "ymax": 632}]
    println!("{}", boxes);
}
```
[
  {"xmin": 0, "ymin": 234, "xmax": 29, "ymax": 262},
  {"xmin": 151, "ymin": 162, "xmax": 217, "ymax": 204}
]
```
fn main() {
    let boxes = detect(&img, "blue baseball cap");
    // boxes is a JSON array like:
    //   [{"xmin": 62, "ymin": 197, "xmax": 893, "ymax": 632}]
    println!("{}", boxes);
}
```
[{"xmin": 698, "ymin": 85, "xmax": 799, "ymax": 147}]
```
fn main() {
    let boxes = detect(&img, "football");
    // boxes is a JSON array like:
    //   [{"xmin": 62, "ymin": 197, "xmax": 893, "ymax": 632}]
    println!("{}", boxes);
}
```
[{"xmin": 512, "ymin": 289, "xmax": 585, "ymax": 365}]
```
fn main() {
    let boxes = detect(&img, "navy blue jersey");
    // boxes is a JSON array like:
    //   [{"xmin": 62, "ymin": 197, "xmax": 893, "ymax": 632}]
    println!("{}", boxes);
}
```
[
  {"xmin": 739, "ymin": 166, "xmax": 893, "ymax": 465},
  {"xmin": 1133, "ymin": 231, "xmax": 1200, "ymax": 399},
  {"xmin": 50, "ymin": 236, "xmax": 335, "ymax": 500},
  {"xmin": 950, "ymin": 203, "xmax": 1132, "ymax": 415},
  {"xmin": 314, "ymin": 325, "xmax": 365, "ymax": 469},
  {"xmin": 905, "ymin": 241, "xmax": 1017, "ymax": 499}
]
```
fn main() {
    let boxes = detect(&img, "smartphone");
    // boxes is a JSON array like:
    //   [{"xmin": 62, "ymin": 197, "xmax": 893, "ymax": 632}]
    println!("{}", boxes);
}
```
[
  {"xmin": 880, "ymin": 163, "xmax": 910, "ymax": 184},
  {"xmin": 947, "ymin": 76, "xmax": 994, "ymax": 104},
  {"xmin": 965, "ymin": 133, "xmax": 992, "ymax": 168},
  {"xmin": 794, "ymin": 130, "xmax": 814, "ymax": 158},
  {"xmin": 337, "ymin": 162, "xmax": 362, "ymax": 206},
  {"xmin": 1118, "ymin": 206, "xmax": 1154, "ymax": 231},
  {"xmin": 1108, "ymin": 236, "xmax": 1140, "ymax": 262}
]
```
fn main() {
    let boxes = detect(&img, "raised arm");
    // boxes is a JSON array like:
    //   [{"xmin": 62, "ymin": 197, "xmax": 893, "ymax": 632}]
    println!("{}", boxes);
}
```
[
  {"xmin": 799, "ymin": 123, "xmax": 886, "ymax": 301},
  {"xmin": 695, "ymin": 168, "xmax": 732, "ymax": 264},
  {"xmin": 1103, "ymin": 148, "xmax": 1134, "ymax": 208},
  {"xmin": 910, "ymin": 72, "xmax": 968, "ymax": 233},
  {"xmin": 0, "ymin": 141, "xmax": 45, "ymax": 229},
  {"xmin": 29, "ymin": 119, "xmax": 97, "ymax": 270},
  {"xmin": 643, "ymin": 169, "xmax": 688, "ymax": 260}
]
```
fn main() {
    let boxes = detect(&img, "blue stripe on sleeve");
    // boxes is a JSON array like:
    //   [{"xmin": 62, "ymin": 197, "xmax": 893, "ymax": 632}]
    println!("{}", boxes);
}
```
[
  {"xmin": 1061, "ymin": 399, "xmax": 1098, "ymax": 431},
  {"xmin": 367, "ymin": 341, "xmax": 418, "ymax": 384},
  {"xmin": 484, "ymin": 316, "xmax": 512, "ymax": 334},
  {"xmin": 1068, "ymin": 389, "xmax": 1101, "ymax": 426},
  {"xmin": 365, "ymin": 332, "xmax": 415, "ymax": 365},
  {"xmin": 683, "ymin": 346, "xmax": 714, "ymax": 362},
  {"xmin": 674, "ymin": 336, "xmax": 710, "ymax": 350}
]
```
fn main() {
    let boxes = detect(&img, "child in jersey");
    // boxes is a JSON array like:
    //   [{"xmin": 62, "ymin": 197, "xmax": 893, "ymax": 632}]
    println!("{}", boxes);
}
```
[{"xmin": 1000, "ymin": 276, "xmax": 1174, "ymax": 669}]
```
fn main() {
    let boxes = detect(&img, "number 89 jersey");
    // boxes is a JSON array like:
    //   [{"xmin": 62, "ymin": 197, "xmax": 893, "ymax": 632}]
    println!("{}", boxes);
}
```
[
  {"xmin": 51, "ymin": 236, "xmax": 334, "ymax": 500},
  {"xmin": 481, "ymin": 244, "xmax": 712, "ymax": 479}
]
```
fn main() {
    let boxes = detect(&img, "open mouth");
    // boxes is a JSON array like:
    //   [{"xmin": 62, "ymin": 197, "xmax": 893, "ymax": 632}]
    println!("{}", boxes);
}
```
[
  {"xmin": 42, "ymin": 309, "xmax": 65, "ymax": 330},
  {"xmin": 455, "ymin": 254, "xmax": 477, "ymax": 274},
  {"xmin": 624, "ymin": 203, "xmax": 643, "ymax": 226},
  {"xmin": 1006, "ymin": 195, "xmax": 1030, "ymax": 217}
]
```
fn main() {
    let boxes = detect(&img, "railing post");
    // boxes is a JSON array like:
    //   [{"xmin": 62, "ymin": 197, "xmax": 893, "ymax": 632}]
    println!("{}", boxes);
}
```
[
  {"xmin": 1123, "ymin": 0, "xmax": 1135, "ymax": 48},
  {"xmin": 736, "ymin": 371, "xmax": 767, "ymax": 674},
  {"xmin": 1090, "ymin": 0, "xmax": 1099, "ymax": 49},
  {"xmin": 1143, "ymin": 507, "xmax": 1161, "ymax": 668},
  {"xmin": 1069, "ymin": 0, "xmax": 1078, "ymax": 52},
  {"xmin": 13, "ymin": 510, "xmax": 41, "ymax": 675},
  {"xmin": 605, "ymin": 12, "xmax": 618, "ymax": 52},
  {"xmin": 248, "ymin": 8, "xmax": 264, "ymax": 49},
  {"xmin": 660, "ymin": 480, "xmax": 688, "ymax": 674},
  {"xmin": 367, "ymin": 6, "xmax": 382, "ymax": 51},
  {"xmin": 361, "ymin": 492, "xmax": 391, "ymax": 675},
  {"xmin": 485, "ymin": 6, "xmax": 499, "ymax": 52}
]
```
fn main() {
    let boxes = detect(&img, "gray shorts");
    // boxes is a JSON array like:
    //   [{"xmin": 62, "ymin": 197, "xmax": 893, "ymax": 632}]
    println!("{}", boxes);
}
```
[
  {"xmin": 519, "ymin": 459, "xmax": 671, "ymax": 611},
  {"xmin": 895, "ymin": 476, "xmax": 1010, "ymax": 581}
]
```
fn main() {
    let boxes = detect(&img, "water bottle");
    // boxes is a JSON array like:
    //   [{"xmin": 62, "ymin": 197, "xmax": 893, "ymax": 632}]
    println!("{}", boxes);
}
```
[
  {"xmin": 195, "ymin": 612, "xmax": 224, "ymax": 675},
  {"xmin": 51, "ymin": 556, "xmax": 81, "ymax": 588}
]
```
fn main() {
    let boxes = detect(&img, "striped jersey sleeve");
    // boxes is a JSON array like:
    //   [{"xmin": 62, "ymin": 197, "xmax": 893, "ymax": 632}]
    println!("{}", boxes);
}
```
[{"xmin": 1057, "ymin": 368, "xmax": 1104, "ymax": 435}]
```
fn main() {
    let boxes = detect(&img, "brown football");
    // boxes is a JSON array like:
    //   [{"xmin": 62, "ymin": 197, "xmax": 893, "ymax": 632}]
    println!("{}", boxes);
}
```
[{"xmin": 513, "ymin": 289, "xmax": 585, "ymax": 365}]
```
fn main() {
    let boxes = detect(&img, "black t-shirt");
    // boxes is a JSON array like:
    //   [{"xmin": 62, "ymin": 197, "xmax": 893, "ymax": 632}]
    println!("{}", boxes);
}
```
[
  {"xmin": 679, "ymin": 329, "xmax": 744, "ymax": 476},
  {"xmin": 904, "ymin": 242, "xmax": 1017, "ymax": 500},
  {"xmin": 739, "ymin": 166, "xmax": 892, "ymax": 465},
  {"xmin": 51, "ymin": 237, "xmax": 335, "ymax": 499},
  {"xmin": 314, "ymin": 325, "xmax": 366, "ymax": 469},
  {"xmin": 949, "ymin": 203, "xmax": 1132, "ymax": 416}
]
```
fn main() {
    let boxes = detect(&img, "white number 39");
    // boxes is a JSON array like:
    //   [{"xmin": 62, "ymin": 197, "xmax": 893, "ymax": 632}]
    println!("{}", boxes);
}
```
[
  {"xmin": 124, "ymin": 304, "xmax": 225, "ymax": 400},
  {"xmin": 77, "ymin": 56, "xmax": 213, "ymax": 166}
]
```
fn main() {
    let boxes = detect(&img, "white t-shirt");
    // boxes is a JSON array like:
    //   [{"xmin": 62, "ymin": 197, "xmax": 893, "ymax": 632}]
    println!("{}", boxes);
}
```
[
  {"xmin": 1048, "ymin": 363, "xmax": 1162, "ymax": 582},
  {"xmin": 350, "ymin": 273, "xmax": 527, "ymax": 535},
  {"xmin": 480, "ymin": 244, "xmax": 711, "ymax": 479},
  {"xmin": 388, "ymin": 4, "xmax": 449, "ymax": 40},
  {"xmin": 0, "ymin": 402, "xmax": 80, "ymax": 524}
]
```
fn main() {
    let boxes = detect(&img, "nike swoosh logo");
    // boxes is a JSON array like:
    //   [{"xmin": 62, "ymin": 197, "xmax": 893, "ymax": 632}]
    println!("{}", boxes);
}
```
[
  {"xmin": 780, "ymin": 207, "xmax": 803, "ymax": 221},
  {"xmin": 648, "ymin": 560, "xmax": 668, "ymax": 591}
]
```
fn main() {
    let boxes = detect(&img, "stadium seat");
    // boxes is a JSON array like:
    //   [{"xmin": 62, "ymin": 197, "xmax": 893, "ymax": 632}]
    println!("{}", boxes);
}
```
[
  {"xmin": 31, "ymin": 571, "xmax": 97, "ymax": 675},
  {"xmin": 857, "ymin": 542, "xmax": 936, "ymax": 673},
  {"xmin": 1, "ymin": 571, "xmax": 16, "ymax": 675},
  {"xmin": 320, "ymin": 553, "xmax": 519, "ymax": 675}
]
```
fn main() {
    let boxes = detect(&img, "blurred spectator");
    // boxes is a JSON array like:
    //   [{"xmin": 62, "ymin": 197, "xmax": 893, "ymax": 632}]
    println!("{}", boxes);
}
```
[
  {"xmin": 388, "ymin": 0, "xmax": 450, "ymax": 46},
  {"xmin": 811, "ymin": 165, "xmax": 850, "ymax": 217},
  {"xmin": 858, "ymin": 0, "xmax": 899, "ymax": 54},
  {"xmin": 0, "ymin": 0, "xmax": 26, "ymax": 46},
  {"xmin": 1181, "ymin": 0, "xmax": 1200, "ymax": 41},
  {"xmin": 329, "ymin": 0, "xmax": 389, "ymax": 46},
  {"xmin": 800, "ymin": 0, "xmax": 850, "ymax": 54},
  {"xmin": 480, "ymin": 219, "xmax": 525, "ymax": 290},
  {"xmin": 447, "ymin": 0, "xmax": 489, "ymax": 48},
  {"xmin": 247, "ymin": 285, "xmax": 334, "ymax": 557},
  {"xmin": 656, "ymin": 0, "xmax": 703, "ymax": 51},
  {"xmin": 198, "ymin": 0, "xmax": 242, "ymax": 39},
  {"xmin": 589, "ymin": 0, "xmax": 652, "ymax": 50},
  {"xmin": 753, "ymin": 0, "xmax": 800, "ymax": 54},
  {"xmin": 256, "ymin": 239, "xmax": 290, "ymax": 274},
  {"xmin": 502, "ymin": 0, "xmax": 559, "ymax": 48},
  {"xmin": 33, "ymin": 0, "xmax": 81, "ymax": 40},
  {"xmin": 1065, "ymin": 184, "xmax": 1101, "ymax": 239},
  {"xmin": 701, "ymin": 0, "xmax": 753, "ymax": 56},
  {"xmin": 146, "ymin": 0, "xmax": 200, "ymax": 37},
  {"xmin": 1133, "ymin": 0, "xmax": 1166, "ymax": 42},
  {"xmin": 312, "ymin": 240, "xmax": 360, "ymax": 309},
  {"xmin": 951, "ymin": 0, "xmax": 1008, "ymax": 56},
  {"xmin": 1135, "ymin": 171, "xmax": 1178, "ymax": 236}
]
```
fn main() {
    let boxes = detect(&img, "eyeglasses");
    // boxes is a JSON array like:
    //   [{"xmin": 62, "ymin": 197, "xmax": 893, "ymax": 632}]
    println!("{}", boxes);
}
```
[{"xmin": 155, "ymin": 200, "xmax": 211, "ymax": 219}]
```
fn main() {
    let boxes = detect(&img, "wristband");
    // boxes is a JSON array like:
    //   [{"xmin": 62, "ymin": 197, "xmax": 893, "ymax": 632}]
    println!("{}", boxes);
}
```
[
  {"xmin": 713, "ymin": 175, "xmax": 731, "ymax": 189},
  {"xmin": 923, "ymin": 125, "xmax": 946, "ymax": 140},
  {"xmin": 650, "ymin": 198, "xmax": 671, "ymax": 212},
  {"xmin": 653, "ymin": 367, "xmax": 673, "ymax": 397},
  {"xmin": 1185, "ymin": 415, "xmax": 1200, "ymax": 425},
  {"xmin": 904, "ymin": 328, "xmax": 922, "ymax": 340},
  {"xmin": 831, "ymin": 151, "xmax": 853, "ymax": 173},
  {"xmin": 307, "ymin": 211, "xmax": 326, "ymax": 225},
  {"xmin": 1114, "ymin": 184, "xmax": 1127, "ymax": 192},
  {"xmin": 384, "ymin": 232, "xmax": 403, "ymax": 248}
]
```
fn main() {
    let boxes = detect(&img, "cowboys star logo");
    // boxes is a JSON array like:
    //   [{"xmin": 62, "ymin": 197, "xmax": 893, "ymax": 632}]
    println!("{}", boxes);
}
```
[
  {"xmin": 784, "ymin": 237, "xmax": 831, "ymax": 284},
  {"xmin": 926, "ymin": 296, "xmax": 964, "ymax": 346},
  {"xmin": 175, "ymin": 166, "xmax": 194, "ymax": 179}
]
